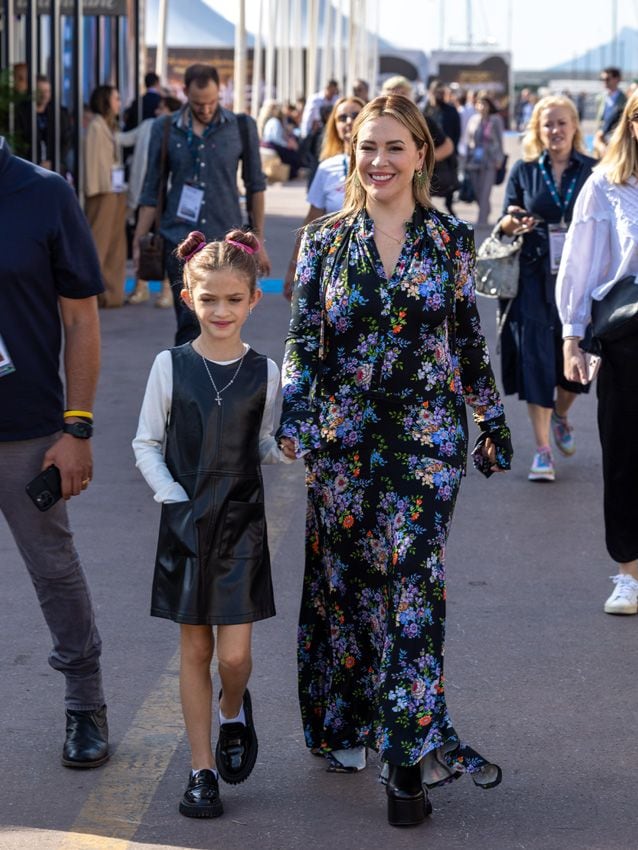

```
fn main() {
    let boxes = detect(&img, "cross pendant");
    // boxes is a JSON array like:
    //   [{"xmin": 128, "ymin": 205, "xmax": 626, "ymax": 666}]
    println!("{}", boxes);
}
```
[{"xmin": 215, "ymin": 395, "xmax": 222, "ymax": 406}]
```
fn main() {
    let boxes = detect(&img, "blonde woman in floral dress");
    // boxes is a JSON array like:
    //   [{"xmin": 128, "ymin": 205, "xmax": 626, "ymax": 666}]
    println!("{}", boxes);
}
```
[{"xmin": 277, "ymin": 95, "xmax": 512, "ymax": 827}]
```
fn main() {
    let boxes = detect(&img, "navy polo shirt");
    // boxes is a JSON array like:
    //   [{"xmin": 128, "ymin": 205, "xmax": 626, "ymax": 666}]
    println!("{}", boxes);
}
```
[{"xmin": 0, "ymin": 139, "xmax": 104, "ymax": 441}]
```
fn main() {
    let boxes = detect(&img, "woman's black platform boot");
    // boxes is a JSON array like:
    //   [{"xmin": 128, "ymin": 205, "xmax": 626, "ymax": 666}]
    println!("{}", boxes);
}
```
[{"xmin": 386, "ymin": 764, "xmax": 432, "ymax": 827}]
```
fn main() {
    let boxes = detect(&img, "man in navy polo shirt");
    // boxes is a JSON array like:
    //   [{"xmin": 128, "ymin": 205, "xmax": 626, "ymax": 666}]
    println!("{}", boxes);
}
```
[{"xmin": 0, "ymin": 137, "xmax": 109, "ymax": 768}]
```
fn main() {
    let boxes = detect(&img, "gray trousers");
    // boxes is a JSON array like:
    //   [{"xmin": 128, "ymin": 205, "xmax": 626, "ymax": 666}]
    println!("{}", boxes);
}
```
[
  {"xmin": 0, "ymin": 434, "xmax": 104, "ymax": 710},
  {"xmin": 470, "ymin": 164, "xmax": 498, "ymax": 226}
]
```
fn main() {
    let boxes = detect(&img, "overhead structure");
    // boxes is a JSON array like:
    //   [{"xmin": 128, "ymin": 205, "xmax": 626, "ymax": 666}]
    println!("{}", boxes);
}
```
[{"xmin": 1, "ymin": 0, "xmax": 139, "ymax": 197}]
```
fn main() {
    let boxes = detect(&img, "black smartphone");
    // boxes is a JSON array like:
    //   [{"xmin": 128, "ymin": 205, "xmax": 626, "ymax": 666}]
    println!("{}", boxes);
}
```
[
  {"xmin": 511, "ymin": 210, "xmax": 544, "ymax": 223},
  {"xmin": 26, "ymin": 464, "xmax": 62, "ymax": 512}
]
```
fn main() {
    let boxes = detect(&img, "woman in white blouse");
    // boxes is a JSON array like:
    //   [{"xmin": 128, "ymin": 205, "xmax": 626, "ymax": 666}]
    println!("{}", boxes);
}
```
[
  {"xmin": 556, "ymin": 90, "xmax": 638, "ymax": 615},
  {"xmin": 283, "ymin": 96, "xmax": 365, "ymax": 298}
]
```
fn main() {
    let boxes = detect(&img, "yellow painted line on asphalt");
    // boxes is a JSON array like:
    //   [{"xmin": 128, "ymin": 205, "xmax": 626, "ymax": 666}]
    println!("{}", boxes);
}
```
[
  {"xmin": 1, "ymin": 829, "xmax": 170, "ymax": 850},
  {"xmin": 55, "ymin": 650, "xmax": 183, "ymax": 850}
]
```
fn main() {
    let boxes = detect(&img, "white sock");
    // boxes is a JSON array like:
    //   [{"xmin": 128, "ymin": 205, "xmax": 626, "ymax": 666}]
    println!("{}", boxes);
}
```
[
  {"xmin": 219, "ymin": 705, "xmax": 246, "ymax": 726},
  {"xmin": 191, "ymin": 767, "xmax": 218, "ymax": 779},
  {"xmin": 330, "ymin": 746, "xmax": 367, "ymax": 770}
]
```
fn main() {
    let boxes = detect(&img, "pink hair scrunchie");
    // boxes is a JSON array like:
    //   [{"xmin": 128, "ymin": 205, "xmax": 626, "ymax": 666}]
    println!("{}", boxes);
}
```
[
  {"xmin": 183, "ymin": 240, "xmax": 207, "ymax": 263},
  {"xmin": 225, "ymin": 236, "xmax": 261, "ymax": 255}
]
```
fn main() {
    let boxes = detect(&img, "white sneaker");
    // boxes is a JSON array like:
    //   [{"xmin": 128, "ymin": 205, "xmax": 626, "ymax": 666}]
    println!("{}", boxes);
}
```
[
  {"xmin": 604, "ymin": 574, "xmax": 638, "ymax": 615},
  {"xmin": 528, "ymin": 448, "xmax": 555, "ymax": 482}
]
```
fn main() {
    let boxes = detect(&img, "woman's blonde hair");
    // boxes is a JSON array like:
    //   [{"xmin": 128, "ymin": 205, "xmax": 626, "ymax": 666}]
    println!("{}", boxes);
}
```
[
  {"xmin": 601, "ymin": 89, "xmax": 638, "ymax": 184},
  {"xmin": 319, "ymin": 96, "xmax": 366, "ymax": 160},
  {"xmin": 521, "ymin": 95, "xmax": 586, "ymax": 161},
  {"xmin": 256, "ymin": 99, "xmax": 282, "ymax": 137},
  {"xmin": 380, "ymin": 76, "xmax": 413, "ymax": 99},
  {"xmin": 328, "ymin": 94, "xmax": 434, "ymax": 223}
]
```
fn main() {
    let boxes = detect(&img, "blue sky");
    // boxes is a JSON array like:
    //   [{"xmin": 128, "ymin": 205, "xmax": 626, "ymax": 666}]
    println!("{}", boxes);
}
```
[{"xmin": 203, "ymin": 0, "xmax": 638, "ymax": 71}]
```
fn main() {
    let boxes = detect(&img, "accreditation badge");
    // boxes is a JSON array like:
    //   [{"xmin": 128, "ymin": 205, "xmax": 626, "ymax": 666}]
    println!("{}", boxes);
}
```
[
  {"xmin": 0, "ymin": 333, "xmax": 16, "ymax": 377},
  {"xmin": 548, "ymin": 223, "xmax": 568, "ymax": 275},
  {"xmin": 111, "ymin": 165, "xmax": 126, "ymax": 192},
  {"xmin": 176, "ymin": 183, "xmax": 204, "ymax": 223}
]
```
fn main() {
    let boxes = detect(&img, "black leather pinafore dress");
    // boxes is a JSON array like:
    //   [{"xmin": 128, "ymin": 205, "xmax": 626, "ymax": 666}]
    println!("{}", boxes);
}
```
[{"xmin": 151, "ymin": 344, "xmax": 275, "ymax": 625}]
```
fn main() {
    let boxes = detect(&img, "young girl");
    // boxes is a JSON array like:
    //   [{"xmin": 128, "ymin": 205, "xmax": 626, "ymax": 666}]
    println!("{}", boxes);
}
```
[{"xmin": 133, "ymin": 229, "xmax": 291, "ymax": 818}]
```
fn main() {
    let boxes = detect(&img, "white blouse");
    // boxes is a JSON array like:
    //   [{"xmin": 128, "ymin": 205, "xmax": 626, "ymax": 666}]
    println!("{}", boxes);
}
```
[
  {"xmin": 556, "ymin": 168, "xmax": 638, "ymax": 339},
  {"xmin": 307, "ymin": 153, "xmax": 349, "ymax": 213},
  {"xmin": 132, "ymin": 346, "xmax": 292, "ymax": 504}
]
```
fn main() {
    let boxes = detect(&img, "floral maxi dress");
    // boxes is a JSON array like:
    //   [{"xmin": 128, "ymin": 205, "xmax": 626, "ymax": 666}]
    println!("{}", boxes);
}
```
[{"xmin": 277, "ymin": 206, "xmax": 510, "ymax": 788}]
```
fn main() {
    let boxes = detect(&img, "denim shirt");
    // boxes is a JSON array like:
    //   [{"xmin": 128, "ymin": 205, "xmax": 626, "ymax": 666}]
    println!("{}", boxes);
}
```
[{"xmin": 139, "ymin": 106, "xmax": 266, "ymax": 246}]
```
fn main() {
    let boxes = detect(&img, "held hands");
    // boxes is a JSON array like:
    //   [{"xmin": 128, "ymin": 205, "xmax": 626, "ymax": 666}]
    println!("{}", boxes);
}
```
[
  {"xmin": 499, "ymin": 205, "xmax": 537, "ymax": 237},
  {"xmin": 279, "ymin": 437, "xmax": 296, "ymax": 460},
  {"xmin": 476, "ymin": 437, "xmax": 504, "ymax": 475},
  {"xmin": 563, "ymin": 338, "xmax": 589, "ymax": 384},
  {"xmin": 42, "ymin": 434, "xmax": 93, "ymax": 500}
]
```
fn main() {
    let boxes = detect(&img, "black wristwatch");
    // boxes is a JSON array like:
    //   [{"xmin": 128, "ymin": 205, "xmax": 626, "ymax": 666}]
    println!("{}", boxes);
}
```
[{"xmin": 63, "ymin": 421, "xmax": 93, "ymax": 440}]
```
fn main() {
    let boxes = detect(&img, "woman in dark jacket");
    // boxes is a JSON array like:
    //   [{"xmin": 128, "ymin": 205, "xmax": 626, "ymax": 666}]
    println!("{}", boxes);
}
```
[{"xmin": 497, "ymin": 95, "xmax": 596, "ymax": 482}]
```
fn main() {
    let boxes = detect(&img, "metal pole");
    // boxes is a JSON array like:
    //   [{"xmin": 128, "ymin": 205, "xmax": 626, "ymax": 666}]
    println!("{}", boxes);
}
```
[
  {"xmin": 234, "ymin": 0, "xmax": 246, "ymax": 112},
  {"xmin": 335, "ymin": 0, "xmax": 343, "ymax": 92},
  {"xmin": 114, "ymin": 15, "xmax": 120, "ymax": 89},
  {"xmin": 358, "ymin": 0, "xmax": 368, "ymax": 92},
  {"xmin": 319, "ymin": 0, "xmax": 332, "ymax": 90},
  {"xmin": 26, "ymin": 0, "xmax": 37, "ymax": 162},
  {"xmin": 265, "ymin": 0, "xmax": 276, "ymax": 100},
  {"xmin": 5, "ymin": 0, "xmax": 15, "ymax": 136},
  {"xmin": 135, "ymin": 0, "xmax": 142, "ymax": 126},
  {"xmin": 306, "ymin": 0, "xmax": 318, "ymax": 100},
  {"xmin": 369, "ymin": 0, "xmax": 379, "ymax": 96},
  {"xmin": 291, "ymin": 0, "xmax": 303, "ymax": 101},
  {"xmin": 281, "ymin": 0, "xmax": 290, "ymax": 105},
  {"xmin": 156, "ymin": 0, "xmax": 168, "ymax": 82},
  {"xmin": 275, "ymin": 0, "xmax": 283, "ymax": 100},
  {"xmin": 73, "ymin": 0, "xmax": 84, "ymax": 195},
  {"xmin": 346, "ymin": 0, "xmax": 356, "ymax": 96},
  {"xmin": 50, "ymin": 0, "xmax": 61, "ymax": 172},
  {"xmin": 95, "ymin": 16, "xmax": 102, "ymax": 84},
  {"xmin": 250, "ymin": 0, "xmax": 263, "ymax": 118},
  {"xmin": 466, "ymin": 0, "xmax": 472, "ymax": 48}
]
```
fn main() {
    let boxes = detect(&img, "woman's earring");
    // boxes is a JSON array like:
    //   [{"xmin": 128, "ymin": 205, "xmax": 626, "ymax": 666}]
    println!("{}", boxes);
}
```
[
  {"xmin": 249, "ymin": 306, "xmax": 254, "ymax": 316},
  {"xmin": 414, "ymin": 168, "xmax": 426, "ymax": 186}
]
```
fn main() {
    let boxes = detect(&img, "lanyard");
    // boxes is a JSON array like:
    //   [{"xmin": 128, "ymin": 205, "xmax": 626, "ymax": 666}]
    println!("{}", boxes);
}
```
[
  {"xmin": 342, "ymin": 154, "xmax": 348, "ymax": 179},
  {"xmin": 538, "ymin": 151, "xmax": 577, "ymax": 218},
  {"xmin": 185, "ymin": 109, "xmax": 215, "ymax": 180}
]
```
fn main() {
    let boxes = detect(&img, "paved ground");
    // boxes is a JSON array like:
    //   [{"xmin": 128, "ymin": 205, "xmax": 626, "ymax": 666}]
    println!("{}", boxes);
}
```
[{"xmin": 2, "ymin": 141, "xmax": 637, "ymax": 850}]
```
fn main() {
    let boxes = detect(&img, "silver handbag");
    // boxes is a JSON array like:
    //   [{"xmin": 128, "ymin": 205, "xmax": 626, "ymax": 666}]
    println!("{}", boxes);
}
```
[{"xmin": 476, "ymin": 225, "xmax": 522, "ymax": 300}]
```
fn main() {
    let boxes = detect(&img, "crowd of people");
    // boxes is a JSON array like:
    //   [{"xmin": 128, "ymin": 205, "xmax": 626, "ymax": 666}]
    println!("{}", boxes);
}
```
[{"xmin": 1, "ymin": 56, "xmax": 637, "ymax": 834}]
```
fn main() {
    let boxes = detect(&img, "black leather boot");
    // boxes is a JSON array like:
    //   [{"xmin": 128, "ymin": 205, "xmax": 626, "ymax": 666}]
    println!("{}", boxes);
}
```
[
  {"xmin": 62, "ymin": 705, "xmax": 109, "ymax": 768},
  {"xmin": 386, "ymin": 763, "xmax": 432, "ymax": 827}
]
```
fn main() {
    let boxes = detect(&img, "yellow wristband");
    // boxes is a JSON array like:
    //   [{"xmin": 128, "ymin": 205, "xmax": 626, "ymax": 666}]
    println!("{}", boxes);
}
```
[{"xmin": 64, "ymin": 410, "xmax": 93, "ymax": 421}]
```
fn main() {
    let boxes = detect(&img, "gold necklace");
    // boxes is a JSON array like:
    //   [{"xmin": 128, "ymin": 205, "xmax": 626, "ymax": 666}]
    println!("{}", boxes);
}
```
[{"xmin": 373, "ymin": 222, "xmax": 405, "ymax": 244}]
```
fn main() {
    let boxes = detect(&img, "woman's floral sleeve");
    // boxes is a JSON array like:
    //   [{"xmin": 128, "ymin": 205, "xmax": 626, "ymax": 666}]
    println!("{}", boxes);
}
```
[
  {"xmin": 453, "ymin": 225, "xmax": 513, "ymax": 472},
  {"xmin": 275, "ymin": 225, "xmax": 325, "ymax": 455}
]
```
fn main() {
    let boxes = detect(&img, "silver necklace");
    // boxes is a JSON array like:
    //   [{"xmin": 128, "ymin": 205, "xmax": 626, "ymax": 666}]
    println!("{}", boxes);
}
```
[{"xmin": 200, "ymin": 348, "xmax": 247, "ymax": 405}]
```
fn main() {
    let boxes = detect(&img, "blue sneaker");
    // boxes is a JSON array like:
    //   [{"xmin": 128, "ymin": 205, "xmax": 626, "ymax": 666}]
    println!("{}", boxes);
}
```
[
  {"xmin": 551, "ymin": 411, "xmax": 575, "ymax": 456},
  {"xmin": 528, "ymin": 448, "xmax": 555, "ymax": 482}
]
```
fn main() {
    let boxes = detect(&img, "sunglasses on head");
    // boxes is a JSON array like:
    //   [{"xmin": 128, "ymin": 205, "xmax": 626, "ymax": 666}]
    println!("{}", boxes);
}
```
[{"xmin": 336, "ymin": 112, "xmax": 361, "ymax": 122}]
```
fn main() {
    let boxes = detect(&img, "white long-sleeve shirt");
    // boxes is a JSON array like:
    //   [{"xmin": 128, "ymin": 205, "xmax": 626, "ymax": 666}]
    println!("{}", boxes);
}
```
[
  {"xmin": 132, "ymin": 346, "xmax": 292, "ymax": 504},
  {"xmin": 556, "ymin": 168, "xmax": 638, "ymax": 339}
]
